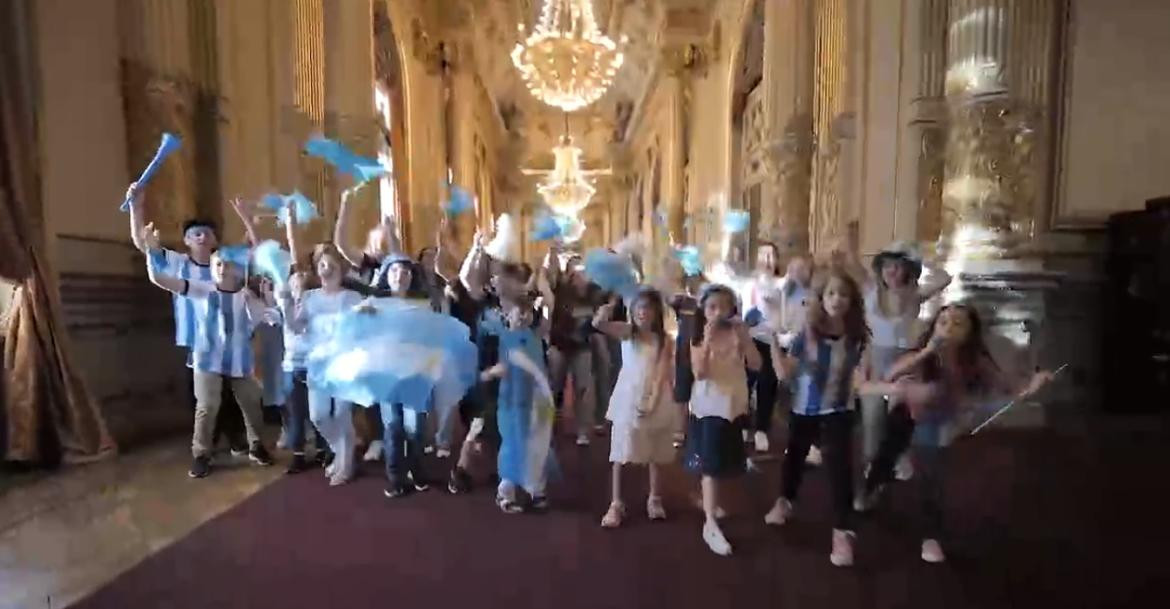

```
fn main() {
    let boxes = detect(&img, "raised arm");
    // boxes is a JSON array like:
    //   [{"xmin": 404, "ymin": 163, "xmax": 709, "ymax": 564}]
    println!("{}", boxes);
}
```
[
  {"xmin": 917, "ymin": 260, "xmax": 952, "ymax": 300},
  {"xmin": 229, "ymin": 197, "xmax": 260, "ymax": 248},
  {"xmin": 434, "ymin": 218, "xmax": 461, "ymax": 282},
  {"xmin": 459, "ymin": 229, "xmax": 488, "ymax": 299},
  {"xmin": 284, "ymin": 200, "xmax": 303, "ymax": 270},
  {"xmin": 334, "ymin": 186, "xmax": 365, "ymax": 268},
  {"xmin": 144, "ymin": 242, "xmax": 197, "ymax": 296},
  {"xmin": 591, "ymin": 298, "xmax": 632, "ymax": 339},
  {"xmin": 126, "ymin": 183, "xmax": 152, "ymax": 253}
]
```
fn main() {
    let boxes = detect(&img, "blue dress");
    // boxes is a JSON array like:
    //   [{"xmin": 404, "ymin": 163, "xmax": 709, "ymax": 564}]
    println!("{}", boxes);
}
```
[{"xmin": 482, "ymin": 317, "xmax": 557, "ymax": 496}]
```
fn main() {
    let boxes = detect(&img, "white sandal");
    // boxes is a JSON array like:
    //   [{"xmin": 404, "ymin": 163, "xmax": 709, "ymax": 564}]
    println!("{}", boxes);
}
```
[{"xmin": 600, "ymin": 502, "xmax": 626, "ymax": 528}]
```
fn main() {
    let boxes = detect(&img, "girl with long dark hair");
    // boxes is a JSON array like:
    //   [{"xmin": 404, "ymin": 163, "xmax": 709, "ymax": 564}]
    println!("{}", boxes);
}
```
[
  {"xmin": 764, "ymin": 269, "xmax": 870, "ymax": 567},
  {"xmin": 855, "ymin": 303, "xmax": 1055, "ymax": 563}
]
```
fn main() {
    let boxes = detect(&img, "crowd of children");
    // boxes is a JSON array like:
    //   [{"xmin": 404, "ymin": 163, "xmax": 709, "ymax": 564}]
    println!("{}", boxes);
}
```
[{"xmin": 124, "ymin": 181, "xmax": 1056, "ymax": 567}]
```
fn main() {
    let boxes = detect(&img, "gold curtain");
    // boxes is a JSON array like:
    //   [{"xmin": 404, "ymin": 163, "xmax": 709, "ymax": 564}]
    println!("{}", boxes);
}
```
[{"xmin": 0, "ymin": 0, "xmax": 116, "ymax": 464}]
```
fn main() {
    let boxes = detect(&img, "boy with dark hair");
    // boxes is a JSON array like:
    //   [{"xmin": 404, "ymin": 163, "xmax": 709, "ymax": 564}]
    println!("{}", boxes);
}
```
[{"xmin": 126, "ymin": 183, "xmax": 268, "ymax": 475}]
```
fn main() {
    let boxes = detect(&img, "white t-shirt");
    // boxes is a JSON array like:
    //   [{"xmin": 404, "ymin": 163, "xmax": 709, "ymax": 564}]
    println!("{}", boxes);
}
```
[{"xmin": 280, "ymin": 288, "xmax": 364, "ymax": 371}]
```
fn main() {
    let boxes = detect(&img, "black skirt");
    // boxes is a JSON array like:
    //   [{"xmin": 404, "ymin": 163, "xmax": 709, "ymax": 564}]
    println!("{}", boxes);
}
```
[{"xmin": 683, "ymin": 415, "xmax": 748, "ymax": 478}]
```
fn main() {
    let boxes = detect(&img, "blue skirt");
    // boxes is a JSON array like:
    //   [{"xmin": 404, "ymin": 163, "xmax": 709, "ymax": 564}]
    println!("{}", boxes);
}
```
[{"xmin": 683, "ymin": 415, "xmax": 748, "ymax": 478}]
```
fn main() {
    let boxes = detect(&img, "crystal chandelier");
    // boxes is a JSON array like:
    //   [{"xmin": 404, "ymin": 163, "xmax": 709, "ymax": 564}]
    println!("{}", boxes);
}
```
[
  {"xmin": 511, "ymin": 0, "xmax": 626, "ymax": 112},
  {"xmin": 536, "ymin": 135, "xmax": 597, "ymax": 216}
]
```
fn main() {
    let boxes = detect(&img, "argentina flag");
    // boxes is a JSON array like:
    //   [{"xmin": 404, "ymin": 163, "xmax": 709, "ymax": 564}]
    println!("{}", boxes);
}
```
[{"xmin": 306, "ymin": 298, "xmax": 478, "ymax": 415}]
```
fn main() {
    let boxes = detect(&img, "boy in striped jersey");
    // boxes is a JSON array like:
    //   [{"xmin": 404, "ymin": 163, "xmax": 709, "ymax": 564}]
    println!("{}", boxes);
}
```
[
  {"xmin": 143, "ymin": 226, "xmax": 276, "ymax": 478},
  {"xmin": 127, "ymin": 184, "xmax": 255, "ymax": 457}
]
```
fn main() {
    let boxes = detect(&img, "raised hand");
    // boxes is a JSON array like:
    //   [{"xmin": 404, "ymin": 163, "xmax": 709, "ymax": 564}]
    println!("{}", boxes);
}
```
[
  {"xmin": 142, "ymin": 222, "xmax": 161, "ymax": 251},
  {"xmin": 125, "ymin": 182, "xmax": 144, "ymax": 210}
]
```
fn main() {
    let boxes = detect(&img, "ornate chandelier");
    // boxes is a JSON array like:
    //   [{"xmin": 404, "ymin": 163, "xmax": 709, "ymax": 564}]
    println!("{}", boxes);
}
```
[
  {"xmin": 535, "ymin": 135, "xmax": 597, "ymax": 216},
  {"xmin": 511, "ymin": 0, "xmax": 626, "ymax": 112}
]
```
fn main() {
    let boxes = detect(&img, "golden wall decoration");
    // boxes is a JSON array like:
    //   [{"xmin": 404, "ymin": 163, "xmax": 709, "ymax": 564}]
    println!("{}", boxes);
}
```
[{"xmin": 809, "ymin": 0, "xmax": 847, "ymax": 253}]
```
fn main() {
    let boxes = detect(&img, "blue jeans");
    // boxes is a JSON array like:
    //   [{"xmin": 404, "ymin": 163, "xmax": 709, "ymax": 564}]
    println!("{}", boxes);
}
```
[
  {"xmin": 382, "ymin": 403, "xmax": 427, "ymax": 483},
  {"xmin": 287, "ymin": 371, "xmax": 327, "ymax": 454}
]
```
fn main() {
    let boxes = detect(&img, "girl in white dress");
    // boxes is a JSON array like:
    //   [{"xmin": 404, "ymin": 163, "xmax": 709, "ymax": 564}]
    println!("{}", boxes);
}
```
[{"xmin": 593, "ymin": 288, "xmax": 676, "ymax": 528}]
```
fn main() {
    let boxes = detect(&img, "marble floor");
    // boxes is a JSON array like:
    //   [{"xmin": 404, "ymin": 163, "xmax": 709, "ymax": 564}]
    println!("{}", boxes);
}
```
[{"xmin": 0, "ymin": 440, "xmax": 282, "ymax": 609}]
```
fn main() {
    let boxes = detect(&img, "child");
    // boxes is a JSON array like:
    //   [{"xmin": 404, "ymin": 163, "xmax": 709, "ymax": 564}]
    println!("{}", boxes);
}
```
[
  {"xmin": 744, "ymin": 242, "xmax": 784, "ymax": 453},
  {"xmin": 251, "ymin": 276, "xmax": 286, "ymax": 426},
  {"xmin": 594, "ymin": 289, "xmax": 676, "ymax": 527},
  {"xmin": 685, "ymin": 284, "xmax": 761, "ymax": 556},
  {"xmin": 374, "ymin": 252, "xmax": 435, "ymax": 498},
  {"xmin": 858, "ymin": 241, "xmax": 951, "ymax": 478},
  {"xmin": 764, "ymin": 269, "xmax": 869, "ymax": 567},
  {"xmin": 547, "ymin": 256, "xmax": 600, "ymax": 446},
  {"xmin": 277, "ymin": 204, "xmax": 362, "ymax": 480},
  {"xmin": 142, "ymin": 229, "xmax": 275, "ymax": 478},
  {"xmin": 855, "ymin": 303, "xmax": 1054, "ymax": 563},
  {"xmin": 479, "ymin": 299, "xmax": 556, "ymax": 513},
  {"xmin": 446, "ymin": 230, "xmax": 530, "ymax": 495},
  {"xmin": 126, "ymin": 183, "xmax": 253, "ymax": 457}
]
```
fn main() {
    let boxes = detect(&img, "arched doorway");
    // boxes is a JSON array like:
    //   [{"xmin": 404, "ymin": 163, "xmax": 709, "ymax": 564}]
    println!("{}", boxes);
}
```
[{"xmin": 373, "ymin": 3, "xmax": 408, "ymax": 224}]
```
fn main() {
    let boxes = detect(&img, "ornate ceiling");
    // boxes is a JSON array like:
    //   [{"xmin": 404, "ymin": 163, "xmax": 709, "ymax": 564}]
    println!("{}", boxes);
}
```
[{"xmin": 437, "ymin": 0, "xmax": 716, "ymax": 170}]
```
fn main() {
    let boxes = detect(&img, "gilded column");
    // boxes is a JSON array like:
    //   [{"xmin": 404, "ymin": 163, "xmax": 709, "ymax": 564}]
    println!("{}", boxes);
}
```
[
  {"xmin": 940, "ymin": 0, "xmax": 1060, "ymax": 260},
  {"xmin": 118, "ymin": 0, "xmax": 200, "ymax": 239},
  {"xmin": 659, "ymin": 45, "xmax": 695, "ymax": 258},
  {"xmin": 761, "ymin": 0, "xmax": 815, "ymax": 257},
  {"xmin": 809, "ymin": 0, "xmax": 851, "ymax": 253},
  {"xmin": 893, "ymin": 0, "xmax": 948, "ymax": 245}
]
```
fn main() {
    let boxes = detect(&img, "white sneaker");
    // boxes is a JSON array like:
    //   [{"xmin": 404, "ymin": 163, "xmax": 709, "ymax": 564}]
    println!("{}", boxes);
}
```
[
  {"xmin": 921, "ymin": 539, "xmax": 946, "ymax": 563},
  {"xmin": 702, "ymin": 520, "xmax": 733, "ymax": 556},
  {"xmin": 363, "ymin": 440, "xmax": 384, "ymax": 462},
  {"xmin": 764, "ymin": 498, "xmax": 793, "ymax": 526},
  {"xmin": 435, "ymin": 447, "xmax": 451, "ymax": 459},
  {"xmin": 895, "ymin": 455, "xmax": 914, "ymax": 481},
  {"xmin": 806, "ymin": 445, "xmax": 823, "ymax": 466},
  {"xmin": 754, "ymin": 431, "xmax": 770, "ymax": 453},
  {"xmin": 276, "ymin": 429, "xmax": 290, "ymax": 451},
  {"xmin": 830, "ymin": 529, "xmax": 856, "ymax": 567},
  {"xmin": 576, "ymin": 434, "xmax": 591, "ymax": 447}
]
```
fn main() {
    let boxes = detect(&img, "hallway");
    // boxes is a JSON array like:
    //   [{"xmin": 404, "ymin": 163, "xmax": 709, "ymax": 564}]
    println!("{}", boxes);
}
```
[{"xmin": 4, "ymin": 411, "xmax": 1165, "ymax": 609}]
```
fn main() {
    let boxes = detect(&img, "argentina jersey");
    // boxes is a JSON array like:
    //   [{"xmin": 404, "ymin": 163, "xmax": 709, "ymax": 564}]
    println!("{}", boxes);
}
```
[
  {"xmin": 184, "ymin": 280, "xmax": 257, "ymax": 378},
  {"xmin": 153, "ymin": 249, "xmax": 213, "ymax": 348},
  {"xmin": 788, "ymin": 331, "xmax": 862, "ymax": 416}
]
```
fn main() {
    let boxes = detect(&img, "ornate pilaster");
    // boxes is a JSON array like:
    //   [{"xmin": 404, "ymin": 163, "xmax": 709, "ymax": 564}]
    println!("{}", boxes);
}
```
[
  {"xmin": 119, "ymin": 0, "xmax": 213, "ymax": 240},
  {"xmin": 940, "ymin": 0, "xmax": 1060, "ymax": 261},
  {"xmin": 323, "ymin": 0, "xmax": 380, "ymax": 246},
  {"xmin": 894, "ymin": 0, "xmax": 948, "ymax": 246},
  {"xmin": 761, "ymin": 0, "xmax": 815, "ymax": 257}
]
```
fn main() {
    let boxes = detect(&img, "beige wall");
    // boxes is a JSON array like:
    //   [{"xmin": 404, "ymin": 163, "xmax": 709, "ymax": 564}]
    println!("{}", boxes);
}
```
[
  {"xmin": 1053, "ymin": 0, "xmax": 1170, "ymax": 226},
  {"xmin": 35, "ymin": 0, "xmax": 130, "ymax": 250}
]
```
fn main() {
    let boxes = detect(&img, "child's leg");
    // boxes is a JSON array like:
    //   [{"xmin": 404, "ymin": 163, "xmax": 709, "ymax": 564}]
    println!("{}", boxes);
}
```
[
  {"xmin": 859, "ymin": 393, "xmax": 888, "ymax": 466},
  {"xmin": 863, "ymin": 405, "xmax": 916, "ymax": 496},
  {"xmin": 753, "ymin": 339, "xmax": 779, "ymax": 435},
  {"xmin": 610, "ymin": 462, "xmax": 623, "ymax": 504},
  {"xmin": 699, "ymin": 474, "xmax": 732, "ymax": 554},
  {"xmin": 821, "ymin": 412, "xmax": 856, "ymax": 532},
  {"xmin": 308, "ymin": 391, "xmax": 337, "ymax": 451},
  {"xmin": 332, "ymin": 401, "xmax": 356, "ymax": 481},
  {"xmin": 286, "ymin": 372, "xmax": 310, "ymax": 454},
  {"xmin": 191, "ymin": 371, "xmax": 224, "ymax": 458},
  {"xmin": 915, "ymin": 445, "xmax": 946, "ymax": 541},
  {"xmin": 570, "ymin": 350, "xmax": 595, "ymax": 436},
  {"xmin": 228, "ymin": 377, "xmax": 266, "ymax": 447},
  {"xmin": 648, "ymin": 463, "xmax": 662, "ymax": 499},
  {"xmin": 381, "ymin": 403, "xmax": 406, "ymax": 483},
  {"xmin": 780, "ymin": 413, "xmax": 818, "ymax": 502},
  {"xmin": 404, "ymin": 408, "xmax": 428, "ymax": 484}
]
